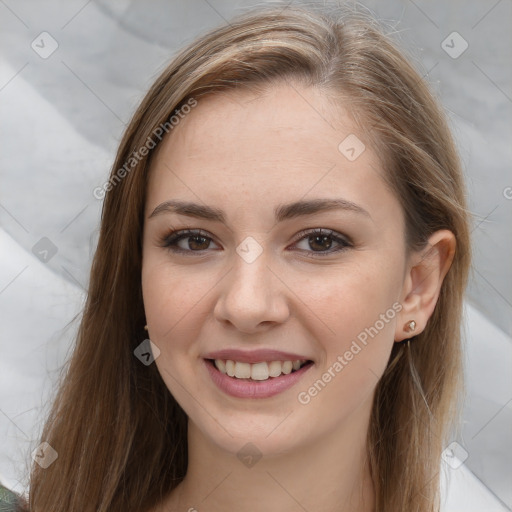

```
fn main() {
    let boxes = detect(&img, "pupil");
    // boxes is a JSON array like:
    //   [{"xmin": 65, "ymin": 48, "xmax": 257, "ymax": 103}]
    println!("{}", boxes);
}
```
[
  {"xmin": 310, "ymin": 235, "xmax": 331, "ymax": 251},
  {"xmin": 189, "ymin": 236, "xmax": 209, "ymax": 250}
]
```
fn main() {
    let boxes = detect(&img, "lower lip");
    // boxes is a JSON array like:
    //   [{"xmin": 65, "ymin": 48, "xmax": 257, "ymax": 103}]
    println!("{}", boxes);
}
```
[{"xmin": 204, "ymin": 359, "xmax": 313, "ymax": 399}]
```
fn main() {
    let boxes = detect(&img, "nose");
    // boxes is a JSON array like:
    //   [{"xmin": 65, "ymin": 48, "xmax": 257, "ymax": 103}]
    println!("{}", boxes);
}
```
[{"xmin": 213, "ymin": 245, "xmax": 291, "ymax": 334}]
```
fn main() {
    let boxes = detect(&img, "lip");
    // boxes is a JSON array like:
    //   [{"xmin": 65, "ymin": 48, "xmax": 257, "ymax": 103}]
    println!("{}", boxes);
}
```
[
  {"xmin": 202, "ymin": 348, "xmax": 313, "ymax": 364},
  {"xmin": 203, "ymin": 358, "xmax": 314, "ymax": 399}
]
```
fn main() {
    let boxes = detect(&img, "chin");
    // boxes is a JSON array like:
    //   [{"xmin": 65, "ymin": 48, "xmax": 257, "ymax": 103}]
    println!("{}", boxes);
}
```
[{"xmin": 201, "ymin": 417, "xmax": 306, "ymax": 459}]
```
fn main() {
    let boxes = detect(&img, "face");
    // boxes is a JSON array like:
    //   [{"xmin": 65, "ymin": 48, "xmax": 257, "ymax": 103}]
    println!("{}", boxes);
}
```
[{"xmin": 141, "ymin": 82, "xmax": 408, "ymax": 456}]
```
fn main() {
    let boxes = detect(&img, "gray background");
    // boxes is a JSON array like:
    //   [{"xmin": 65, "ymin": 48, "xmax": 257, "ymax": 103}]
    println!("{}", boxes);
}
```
[{"xmin": 0, "ymin": 0, "xmax": 511, "ymax": 509}]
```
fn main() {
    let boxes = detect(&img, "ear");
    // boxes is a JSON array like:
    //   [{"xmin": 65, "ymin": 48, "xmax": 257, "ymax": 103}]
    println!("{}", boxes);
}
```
[{"xmin": 395, "ymin": 230, "xmax": 456, "ymax": 342}]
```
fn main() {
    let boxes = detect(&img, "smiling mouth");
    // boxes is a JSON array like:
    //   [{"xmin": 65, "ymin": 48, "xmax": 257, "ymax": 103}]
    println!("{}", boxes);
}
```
[{"xmin": 206, "ymin": 358, "xmax": 313, "ymax": 381}]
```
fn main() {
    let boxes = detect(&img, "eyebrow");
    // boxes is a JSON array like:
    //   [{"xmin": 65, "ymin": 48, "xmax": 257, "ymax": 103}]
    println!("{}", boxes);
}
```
[{"xmin": 148, "ymin": 198, "xmax": 371, "ymax": 223}]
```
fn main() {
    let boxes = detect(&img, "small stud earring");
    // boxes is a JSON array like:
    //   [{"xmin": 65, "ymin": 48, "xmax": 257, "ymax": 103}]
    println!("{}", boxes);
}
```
[
  {"xmin": 404, "ymin": 320, "xmax": 416, "ymax": 333},
  {"xmin": 144, "ymin": 325, "xmax": 149, "ymax": 331}
]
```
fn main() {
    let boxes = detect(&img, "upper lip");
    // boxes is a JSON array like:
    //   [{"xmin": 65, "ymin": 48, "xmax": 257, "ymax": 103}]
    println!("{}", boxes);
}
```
[{"xmin": 203, "ymin": 349, "xmax": 313, "ymax": 364}]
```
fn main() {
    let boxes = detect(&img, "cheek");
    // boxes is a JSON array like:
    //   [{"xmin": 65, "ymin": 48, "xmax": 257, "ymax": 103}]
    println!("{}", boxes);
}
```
[
  {"xmin": 305, "ymin": 256, "xmax": 401, "ymax": 338},
  {"xmin": 142, "ymin": 254, "xmax": 224, "ymax": 382},
  {"xmin": 302, "ymin": 256, "xmax": 402, "ymax": 391},
  {"xmin": 141, "ymin": 257, "xmax": 218, "ymax": 356},
  {"xmin": 141, "ymin": 261, "xmax": 206, "ymax": 399}
]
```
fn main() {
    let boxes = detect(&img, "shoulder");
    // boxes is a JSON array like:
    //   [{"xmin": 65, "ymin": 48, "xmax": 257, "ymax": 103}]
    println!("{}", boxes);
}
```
[{"xmin": 0, "ymin": 482, "xmax": 21, "ymax": 511}]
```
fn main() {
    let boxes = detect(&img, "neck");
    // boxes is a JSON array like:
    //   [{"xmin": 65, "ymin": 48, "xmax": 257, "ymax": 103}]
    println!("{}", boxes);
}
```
[{"xmin": 162, "ymin": 396, "xmax": 376, "ymax": 512}]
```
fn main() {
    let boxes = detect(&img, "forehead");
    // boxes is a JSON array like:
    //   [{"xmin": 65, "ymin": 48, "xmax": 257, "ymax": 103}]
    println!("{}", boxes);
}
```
[{"xmin": 145, "ymin": 82, "xmax": 401, "ymax": 226}]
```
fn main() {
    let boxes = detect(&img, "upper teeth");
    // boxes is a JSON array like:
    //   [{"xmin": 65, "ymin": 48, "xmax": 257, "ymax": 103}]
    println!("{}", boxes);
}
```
[{"xmin": 214, "ymin": 359, "xmax": 307, "ymax": 380}]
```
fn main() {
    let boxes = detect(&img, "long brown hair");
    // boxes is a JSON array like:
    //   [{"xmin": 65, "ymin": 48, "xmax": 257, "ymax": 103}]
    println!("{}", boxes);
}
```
[{"xmin": 23, "ymin": 4, "xmax": 471, "ymax": 511}]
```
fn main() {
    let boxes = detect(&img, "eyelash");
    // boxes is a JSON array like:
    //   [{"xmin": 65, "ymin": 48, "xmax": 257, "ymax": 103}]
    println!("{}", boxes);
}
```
[{"xmin": 159, "ymin": 227, "xmax": 353, "ymax": 258}]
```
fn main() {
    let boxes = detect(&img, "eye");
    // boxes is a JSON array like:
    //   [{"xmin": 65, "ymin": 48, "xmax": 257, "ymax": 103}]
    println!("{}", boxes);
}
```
[
  {"xmin": 160, "ymin": 229, "xmax": 220, "ymax": 254},
  {"xmin": 290, "ymin": 228, "xmax": 352, "ymax": 257}
]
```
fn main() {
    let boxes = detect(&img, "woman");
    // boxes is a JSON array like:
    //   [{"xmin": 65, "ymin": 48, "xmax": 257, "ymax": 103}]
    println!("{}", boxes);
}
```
[{"xmin": 9, "ymin": 3, "xmax": 470, "ymax": 511}]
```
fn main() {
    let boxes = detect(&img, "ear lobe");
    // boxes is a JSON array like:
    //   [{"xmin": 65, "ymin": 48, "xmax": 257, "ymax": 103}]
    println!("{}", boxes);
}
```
[{"xmin": 394, "ymin": 229, "xmax": 456, "ymax": 342}]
